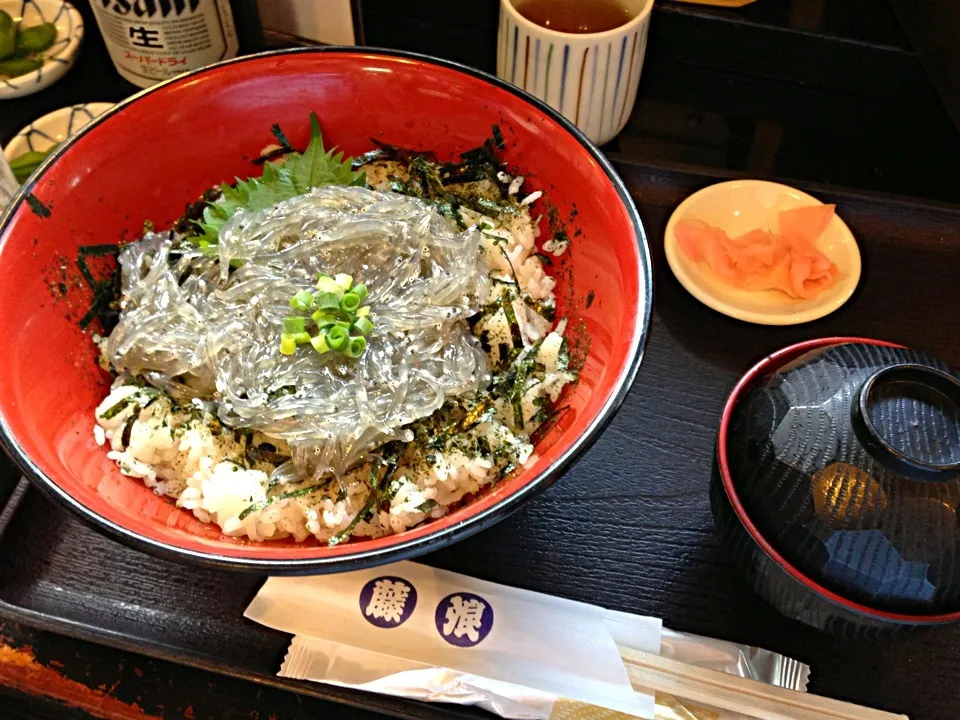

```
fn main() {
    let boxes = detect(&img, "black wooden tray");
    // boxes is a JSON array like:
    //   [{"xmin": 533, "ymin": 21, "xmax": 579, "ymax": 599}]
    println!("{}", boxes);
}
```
[{"xmin": 1, "ymin": 161, "xmax": 959, "ymax": 720}]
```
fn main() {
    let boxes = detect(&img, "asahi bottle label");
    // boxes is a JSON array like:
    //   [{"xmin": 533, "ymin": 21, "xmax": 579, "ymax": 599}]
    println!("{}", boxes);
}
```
[{"xmin": 92, "ymin": 0, "xmax": 239, "ymax": 88}]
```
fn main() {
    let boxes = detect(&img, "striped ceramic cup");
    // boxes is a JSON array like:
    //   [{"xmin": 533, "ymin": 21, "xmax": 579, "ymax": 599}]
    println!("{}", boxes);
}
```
[{"xmin": 498, "ymin": 0, "xmax": 653, "ymax": 145}]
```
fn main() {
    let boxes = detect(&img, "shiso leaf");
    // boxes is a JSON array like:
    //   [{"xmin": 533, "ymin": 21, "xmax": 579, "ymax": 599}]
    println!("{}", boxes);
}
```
[{"xmin": 192, "ymin": 113, "xmax": 366, "ymax": 245}]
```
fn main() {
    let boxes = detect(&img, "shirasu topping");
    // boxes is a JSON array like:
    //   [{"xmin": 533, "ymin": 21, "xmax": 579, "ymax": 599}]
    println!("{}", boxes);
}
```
[{"xmin": 106, "ymin": 185, "xmax": 490, "ymax": 479}]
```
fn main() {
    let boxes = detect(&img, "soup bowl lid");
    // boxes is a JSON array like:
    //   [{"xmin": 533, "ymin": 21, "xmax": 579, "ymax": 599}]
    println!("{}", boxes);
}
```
[{"xmin": 725, "ymin": 340, "xmax": 960, "ymax": 614}]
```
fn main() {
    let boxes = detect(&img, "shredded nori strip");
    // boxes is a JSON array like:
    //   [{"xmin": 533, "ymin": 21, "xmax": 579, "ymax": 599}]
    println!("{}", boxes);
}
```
[
  {"xmin": 26, "ymin": 193, "xmax": 51, "ymax": 218},
  {"xmin": 476, "ymin": 436, "xmax": 491, "ymax": 458},
  {"xmin": 351, "ymin": 148, "xmax": 393, "ymax": 168},
  {"xmin": 493, "ymin": 461, "xmax": 517, "ymax": 486},
  {"xmin": 76, "ymin": 243, "xmax": 123, "ymax": 330},
  {"xmin": 352, "ymin": 139, "xmax": 437, "ymax": 169},
  {"xmin": 245, "ymin": 443, "xmax": 291, "ymax": 467},
  {"xmin": 365, "ymin": 457, "xmax": 384, "ymax": 488},
  {"xmin": 98, "ymin": 396, "xmax": 131, "ymax": 420},
  {"xmin": 328, "ymin": 491, "xmax": 378, "ymax": 546},
  {"xmin": 409, "ymin": 155, "xmax": 446, "ymax": 196},
  {"xmin": 557, "ymin": 338, "xmax": 570, "ymax": 371},
  {"xmin": 524, "ymin": 295, "xmax": 556, "ymax": 323},
  {"xmin": 492, "ymin": 124, "xmax": 505, "ymax": 150},
  {"xmin": 376, "ymin": 461, "xmax": 401, "ymax": 506},
  {"xmin": 325, "ymin": 449, "xmax": 404, "ymax": 544},
  {"xmin": 508, "ymin": 341, "xmax": 543, "ymax": 428},
  {"xmin": 271, "ymin": 123, "xmax": 294, "ymax": 150},
  {"xmin": 244, "ymin": 123, "xmax": 298, "ymax": 165},
  {"xmin": 474, "ymin": 196, "xmax": 515, "ymax": 216},
  {"xmin": 252, "ymin": 146, "xmax": 295, "ymax": 165},
  {"xmin": 498, "ymin": 292, "xmax": 525, "ymax": 350},
  {"xmin": 437, "ymin": 125, "xmax": 505, "ymax": 186},
  {"xmin": 120, "ymin": 416, "xmax": 137, "ymax": 449},
  {"xmin": 100, "ymin": 390, "xmax": 158, "ymax": 444},
  {"xmin": 362, "ymin": 126, "xmax": 513, "ymax": 219},
  {"xmin": 238, "ymin": 482, "xmax": 329, "ymax": 521},
  {"xmin": 530, "ymin": 405, "xmax": 570, "ymax": 447},
  {"xmin": 173, "ymin": 187, "xmax": 223, "ymax": 235}
]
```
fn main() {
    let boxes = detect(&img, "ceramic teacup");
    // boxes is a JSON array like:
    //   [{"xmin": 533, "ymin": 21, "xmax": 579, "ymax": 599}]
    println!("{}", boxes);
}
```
[{"xmin": 497, "ymin": 0, "xmax": 653, "ymax": 145}]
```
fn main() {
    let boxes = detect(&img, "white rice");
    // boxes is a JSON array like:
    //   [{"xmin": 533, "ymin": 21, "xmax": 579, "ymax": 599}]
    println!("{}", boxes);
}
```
[{"xmin": 94, "ymin": 176, "xmax": 575, "ymax": 544}]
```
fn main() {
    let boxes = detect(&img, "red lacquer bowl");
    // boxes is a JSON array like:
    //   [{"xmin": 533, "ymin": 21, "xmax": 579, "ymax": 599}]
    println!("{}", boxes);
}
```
[{"xmin": 0, "ymin": 49, "xmax": 652, "ymax": 572}]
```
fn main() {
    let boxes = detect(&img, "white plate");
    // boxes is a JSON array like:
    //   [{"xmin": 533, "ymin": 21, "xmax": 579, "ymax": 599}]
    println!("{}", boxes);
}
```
[
  {"xmin": 0, "ymin": 0, "xmax": 83, "ymax": 99},
  {"xmin": 664, "ymin": 179, "xmax": 861, "ymax": 326},
  {"xmin": 3, "ymin": 102, "xmax": 113, "ymax": 180}
]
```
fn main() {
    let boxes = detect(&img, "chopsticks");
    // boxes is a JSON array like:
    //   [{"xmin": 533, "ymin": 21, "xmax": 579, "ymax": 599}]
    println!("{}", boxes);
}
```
[{"xmin": 619, "ymin": 647, "xmax": 908, "ymax": 720}]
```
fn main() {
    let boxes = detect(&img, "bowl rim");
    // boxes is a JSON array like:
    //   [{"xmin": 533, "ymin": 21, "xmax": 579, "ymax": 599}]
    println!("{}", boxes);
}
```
[
  {"xmin": 0, "ymin": 46, "xmax": 654, "ymax": 573},
  {"xmin": 717, "ymin": 336, "xmax": 960, "ymax": 623}
]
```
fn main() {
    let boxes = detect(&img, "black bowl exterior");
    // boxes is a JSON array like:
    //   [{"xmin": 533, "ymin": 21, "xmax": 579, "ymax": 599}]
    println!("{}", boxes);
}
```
[
  {"xmin": 727, "ymin": 342, "xmax": 960, "ymax": 614},
  {"xmin": 710, "ymin": 456, "xmax": 917, "ymax": 639}
]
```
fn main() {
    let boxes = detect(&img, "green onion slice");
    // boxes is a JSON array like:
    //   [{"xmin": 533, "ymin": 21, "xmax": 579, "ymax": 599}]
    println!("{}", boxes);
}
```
[
  {"xmin": 313, "ymin": 292, "xmax": 341, "ymax": 312},
  {"xmin": 311, "ymin": 310, "xmax": 337, "ymax": 326},
  {"xmin": 353, "ymin": 316, "xmax": 374, "ymax": 336},
  {"xmin": 316, "ymin": 275, "xmax": 340, "ymax": 294},
  {"xmin": 289, "ymin": 290, "xmax": 314, "ymax": 311},
  {"xmin": 326, "ymin": 325, "xmax": 348, "ymax": 351},
  {"xmin": 283, "ymin": 316, "xmax": 306, "ymax": 334},
  {"xmin": 340, "ymin": 291, "xmax": 360, "ymax": 313},
  {"xmin": 279, "ymin": 334, "xmax": 297, "ymax": 355},
  {"xmin": 334, "ymin": 273, "xmax": 353, "ymax": 292},
  {"xmin": 285, "ymin": 275, "xmax": 372, "ymax": 358},
  {"xmin": 345, "ymin": 336, "xmax": 367, "ymax": 358}
]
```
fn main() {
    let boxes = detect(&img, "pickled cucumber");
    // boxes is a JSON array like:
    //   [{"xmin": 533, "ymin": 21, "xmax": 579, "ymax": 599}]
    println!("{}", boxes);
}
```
[
  {"xmin": 0, "ymin": 11, "xmax": 15, "ymax": 60},
  {"xmin": 0, "ymin": 57, "xmax": 43, "ymax": 78},
  {"xmin": 9, "ymin": 146, "xmax": 58, "ymax": 184},
  {"xmin": 15, "ymin": 22, "xmax": 57, "ymax": 54}
]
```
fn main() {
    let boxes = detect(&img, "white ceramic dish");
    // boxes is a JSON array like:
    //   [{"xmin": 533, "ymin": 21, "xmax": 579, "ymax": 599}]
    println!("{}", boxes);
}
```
[
  {"xmin": 3, "ymin": 102, "xmax": 113, "ymax": 178},
  {"xmin": 0, "ymin": 0, "xmax": 83, "ymax": 99},
  {"xmin": 664, "ymin": 179, "xmax": 861, "ymax": 326}
]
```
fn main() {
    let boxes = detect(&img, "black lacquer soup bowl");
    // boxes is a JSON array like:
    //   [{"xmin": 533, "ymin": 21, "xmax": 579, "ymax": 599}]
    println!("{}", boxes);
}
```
[{"xmin": 713, "ymin": 337, "xmax": 960, "ymax": 636}]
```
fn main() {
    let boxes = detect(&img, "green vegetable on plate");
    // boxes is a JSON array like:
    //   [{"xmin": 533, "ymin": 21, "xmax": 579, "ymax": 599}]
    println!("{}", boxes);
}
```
[
  {"xmin": 9, "ymin": 144, "xmax": 59, "ymax": 184},
  {"xmin": 0, "ymin": 56, "xmax": 42, "ymax": 78},
  {"xmin": 0, "ymin": 11, "xmax": 58, "ymax": 77},
  {"xmin": 15, "ymin": 22, "xmax": 56, "ymax": 54},
  {"xmin": 0, "ymin": 10, "xmax": 15, "ymax": 60}
]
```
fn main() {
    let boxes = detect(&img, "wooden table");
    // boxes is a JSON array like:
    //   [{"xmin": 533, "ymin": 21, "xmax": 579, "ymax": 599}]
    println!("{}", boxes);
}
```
[{"xmin": 2, "ymin": 2, "xmax": 959, "ymax": 719}]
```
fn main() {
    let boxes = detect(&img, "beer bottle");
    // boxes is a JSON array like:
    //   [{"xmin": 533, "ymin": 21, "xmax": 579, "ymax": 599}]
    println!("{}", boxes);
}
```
[{"xmin": 90, "ymin": 0, "xmax": 266, "ymax": 89}]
